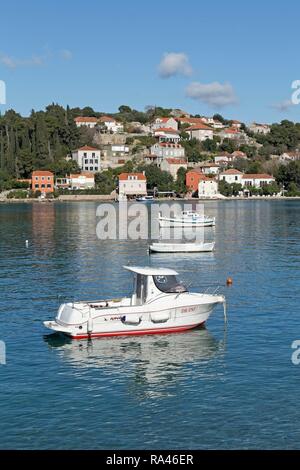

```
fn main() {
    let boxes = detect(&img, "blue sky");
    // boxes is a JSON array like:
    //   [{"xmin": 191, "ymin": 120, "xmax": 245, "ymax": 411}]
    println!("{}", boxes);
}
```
[{"xmin": 0, "ymin": 0, "xmax": 300, "ymax": 123}]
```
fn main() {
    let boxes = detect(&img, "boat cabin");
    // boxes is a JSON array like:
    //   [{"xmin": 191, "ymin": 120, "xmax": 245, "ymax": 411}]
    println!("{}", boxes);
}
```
[{"xmin": 124, "ymin": 266, "xmax": 187, "ymax": 306}]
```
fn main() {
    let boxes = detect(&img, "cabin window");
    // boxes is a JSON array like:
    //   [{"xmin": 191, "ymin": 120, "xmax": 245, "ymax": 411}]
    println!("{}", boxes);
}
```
[
  {"xmin": 135, "ymin": 274, "xmax": 148, "ymax": 305},
  {"xmin": 153, "ymin": 275, "xmax": 187, "ymax": 293}
]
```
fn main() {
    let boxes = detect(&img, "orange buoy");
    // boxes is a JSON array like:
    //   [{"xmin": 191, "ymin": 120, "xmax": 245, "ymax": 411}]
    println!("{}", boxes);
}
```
[{"xmin": 226, "ymin": 277, "xmax": 233, "ymax": 286}]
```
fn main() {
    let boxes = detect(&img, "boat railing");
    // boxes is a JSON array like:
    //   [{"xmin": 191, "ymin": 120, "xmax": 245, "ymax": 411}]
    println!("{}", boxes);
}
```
[{"xmin": 201, "ymin": 285, "xmax": 222, "ymax": 296}]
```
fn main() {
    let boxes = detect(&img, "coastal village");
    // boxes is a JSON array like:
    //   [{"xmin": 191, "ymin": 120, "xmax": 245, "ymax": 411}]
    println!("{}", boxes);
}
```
[{"xmin": 1, "ymin": 104, "xmax": 300, "ymax": 200}]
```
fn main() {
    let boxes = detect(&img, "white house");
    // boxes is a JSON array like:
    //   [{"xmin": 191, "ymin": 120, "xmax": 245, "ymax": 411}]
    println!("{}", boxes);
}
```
[
  {"xmin": 72, "ymin": 145, "xmax": 101, "ymax": 172},
  {"xmin": 198, "ymin": 175, "xmax": 219, "ymax": 198},
  {"xmin": 186, "ymin": 124, "xmax": 214, "ymax": 142},
  {"xmin": 219, "ymin": 169, "xmax": 244, "ymax": 185},
  {"xmin": 200, "ymin": 117, "xmax": 215, "ymax": 125},
  {"xmin": 242, "ymin": 174, "xmax": 275, "ymax": 188},
  {"xmin": 231, "ymin": 150, "xmax": 247, "ymax": 159},
  {"xmin": 200, "ymin": 163, "xmax": 220, "ymax": 175},
  {"xmin": 98, "ymin": 116, "xmax": 124, "ymax": 133},
  {"xmin": 118, "ymin": 172, "xmax": 147, "ymax": 196},
  {"xmin": 211, "ymin": 120, "xmax": 224, "ymax": 129},
  {"xmin": 279, "ymin": 151, "xmax": 300, "ymax": 162},
  {"xmin": 160, "ymin": 158, "xmax": 187, "ymax": 179},
  {"xmin": 248, "ymin": 122, "xmax": 271, "ymax": 134},
  {"xmin": 219, "ymin": 127, "xmax": 241, "ymax": 139},
  {"xmin": 150, "ymin": 142, "xmax": 185, "ymax": 162},
  {"xmin": 55, "ymin": 171, "xmax": 95, "ymax": 190},
  {"xmin": 74, "ymin": 116, "xmax": 98, "ymax": 128},
  {"xmin": 152, "ymin": 117, "xmax": 178, "ymax": 131},
  {"xmin": 177, "ymin": 117, "xmax": 206, "ymax": 127},
  {"xmin": 69, "ymin": 172, "xmax": 95, "ymax": 190},
  {"xmin": 231, "ymin": 120, "xmax": 242, "ymax": 129},
  {"xmin": 154, "ymin": 127, "xmax": 181, "ymax": 143}
]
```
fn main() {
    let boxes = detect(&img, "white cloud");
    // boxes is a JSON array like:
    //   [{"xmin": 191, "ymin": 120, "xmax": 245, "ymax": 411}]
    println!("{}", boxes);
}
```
[
  {"xmin": 272, "ymin": 99, "xmax": 294, "ymax": 112},
  {"xmin": 60, "ymin": 49, "xmax": 72, "ymax": 61},
  {"xmin": 186, "ymin": 81, "xmax": 238, "ymax": 108},
  {"xmin": 0, "ymin": 53, "xmax": 44, "ymax": 69},
  {"xmin": 158, "ymin": 52, "xmax": 193, "ymax": 78}
]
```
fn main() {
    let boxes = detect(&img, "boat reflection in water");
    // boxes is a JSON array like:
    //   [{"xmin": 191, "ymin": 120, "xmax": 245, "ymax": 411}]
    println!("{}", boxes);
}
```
[{"xmin": 44, "ymin": 328, "xmax": 225, "ymax": 398}]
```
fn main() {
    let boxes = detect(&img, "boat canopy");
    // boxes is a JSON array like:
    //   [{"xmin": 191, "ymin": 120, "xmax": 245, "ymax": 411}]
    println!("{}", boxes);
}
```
[{"xmin": 124, "ymin": 266, "xmax": 178, "ymax": 276}]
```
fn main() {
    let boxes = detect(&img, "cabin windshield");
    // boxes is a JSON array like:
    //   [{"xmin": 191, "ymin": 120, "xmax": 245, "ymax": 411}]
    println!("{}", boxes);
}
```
[{"xmin": 153, "ymin": 275, "xmax": 188, "ymax": 293}]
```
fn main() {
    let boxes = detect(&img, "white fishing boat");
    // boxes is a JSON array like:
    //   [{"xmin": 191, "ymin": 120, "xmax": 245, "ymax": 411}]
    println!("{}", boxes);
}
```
[
  {"xmin": 159, "ymin": 210, "xmax": 215, "ymax": 228},
  {"xmin": 44, "ymin": 266, "xmax": 226, "ymax": 339},
  {"xmin": 136, "ymin": 195, "xmax": 154, "ymax": 202},
  {"xmin": 149, "ymin": 242, "xmax": 215, "ymax": 253}
]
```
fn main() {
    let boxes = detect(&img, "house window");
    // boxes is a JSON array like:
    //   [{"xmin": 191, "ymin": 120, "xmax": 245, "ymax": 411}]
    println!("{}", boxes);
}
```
[
  {"xmin": 41, "ymin": 184, "xmax": 45, "ymax": 188},
  {"xmin": 85, "ymin": 159, "xmax": 88, "ymax": 164},
  {"xmin": 95, "ymin": 159, "xmax": 98, "ymax": 164},
  {"xmin": 35, "ymin": 184, "xmax": 39, "ymax": 188},
  {"xmin": 94, "ymin": 167, "xmax": 98, "ymax": 171},
  {"xmin": 47, "ymin": 177, "xmax": 51, "ymax": 181},
  {"xmin": 92, "ymin": 153, "xmax": 95, "ymax": 157},
  {"xmin": 85, "ymin": 167, "xmax": 89, "ymax": 170},
  {"xmin": 235, "ymin": 176, "xmax": 238, "ymax": 181},
  {"xmin": 47, "ymin": 184, "xmax": 51, "ymax": 188},
  {"xmin": 42, "ymin": 177, "xmax": 45, "ymax": 181},
  {"xmin": 35, "ymin": 177, "xmax": 38, "ymax": 181},
  {"xmin": 84, "ymin": 153, "xmax": 87, "ymax": 157},
  {"xmin": 90, "ymin": 167, "xmax": 93, "ymax": 171},
  {"xmin": 90, "ymin": 159, "xmax": 93, "ymax": 163}
]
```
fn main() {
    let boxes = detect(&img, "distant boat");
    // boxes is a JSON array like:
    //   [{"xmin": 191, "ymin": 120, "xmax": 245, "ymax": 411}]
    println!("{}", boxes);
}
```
[
  {"xmin": 149, "ymin": 242, "xmax": 215, "ymax": 253},
  {"xmin": 136, "ymin": 195, "xmax": 154, "ymax": 202},
  {"xmin": 159, "ymin": 210, "xmax": 215, "ymax": 228}
]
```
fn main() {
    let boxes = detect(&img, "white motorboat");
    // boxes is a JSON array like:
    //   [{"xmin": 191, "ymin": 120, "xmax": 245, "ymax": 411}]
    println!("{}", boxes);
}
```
[
  {"xmin": 158, "ymin": 210, "xmax": 215, "ymax": 228},
  {"xmin": 44, "ymin": 266, "xmax": 226, "ymax": 339},
  {"xmin": 149, "ymin": 242, "xmax": 215, "ymax": 253},
  {"xmin": 136, "ymin": 195, "xmax": 154, "ymax": 202}
]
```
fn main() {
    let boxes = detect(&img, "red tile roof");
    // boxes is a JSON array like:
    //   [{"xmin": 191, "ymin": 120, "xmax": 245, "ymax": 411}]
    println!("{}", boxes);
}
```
[
  {"xmin": 158, "ymin": 143, "xmax": 182, "ymax": 148},
  {"xmin": 119, "ymin": 172, "xmax": 146, "ymax": 180},
  {"xmin": 198, "ymin": 174, "xmax": 214, "ymax": 181},
  {"xmin": 232, "ymin": 151, "xmax": 246, "ymax": 157},
  {"xmin": 165, "ymin": 158, "xmax": 187, "ymax": 165},
  {"xmin": 242, "ymin": 174, "xmax": 274, "ymax": 179},
  {"xmin": 70, "ymin": 172, "xmax": 95, "ymax": 178},
  {"xmin": 186, "ymin": 168, "xmax": 204, "ymax": 175},
  {"xmin": 32, "ymin": 170, "xmax": 54, "ymax": 177},
  {"xmin": 99, "ymin": 115, "xmax": 117, "ymax": 122},
  {"xmin": 156, "ymin": 117, "xmax": 173, "ymax": 122},
  {"xmin": 154, "ymin": 127, "xmax": 179, "ymax": 134},
  {"xmin": 74, "ymin": 116, "xmax": 98, "ymax": 122},
  {"xmin": 77, "ymin": 145, "xmax": 99, "ymax": 151},
  {"xmin": 221, "ymin": 169, "xmax": 243, "ymax": 175},
  {"xmin": 186, "ymin": 124, "xmax": 213, "ymax": 131},
  {"xmin": 223, "ymin": 127, "xmax": 238, "ymax": 134}
]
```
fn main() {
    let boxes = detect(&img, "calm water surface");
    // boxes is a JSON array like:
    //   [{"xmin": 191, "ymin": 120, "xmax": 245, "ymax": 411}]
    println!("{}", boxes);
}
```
[{"xmin": 0, "ymin": 200, "xmax": 299, "ymax": 449}]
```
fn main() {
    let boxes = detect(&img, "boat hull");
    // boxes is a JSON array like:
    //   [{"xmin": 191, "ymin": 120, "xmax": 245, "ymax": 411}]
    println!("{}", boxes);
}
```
[
  {"xmin": 159, "ymin": 217, "xmax": 215, "ymax": 228},
  {"xmin": 149, "ymin": 242, "xmax": 214, "ymax": 253}
]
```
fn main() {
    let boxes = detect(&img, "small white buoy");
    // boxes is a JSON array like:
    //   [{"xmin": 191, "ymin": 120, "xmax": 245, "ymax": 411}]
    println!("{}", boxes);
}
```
[{"xmin": 25, "ymin": 240, "xmax": 29, "ymax": 248}]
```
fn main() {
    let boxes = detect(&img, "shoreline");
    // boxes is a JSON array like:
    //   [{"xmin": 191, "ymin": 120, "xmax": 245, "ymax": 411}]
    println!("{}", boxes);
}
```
[{"xmin": 1, "ymin": 195, "xmax": 300, "ymax": 204}]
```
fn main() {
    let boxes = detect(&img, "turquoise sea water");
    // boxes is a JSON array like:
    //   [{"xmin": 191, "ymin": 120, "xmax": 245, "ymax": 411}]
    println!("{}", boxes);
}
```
[{"xmin": 0, "ymin": 200, "xmax": 300, "ymax": 449}]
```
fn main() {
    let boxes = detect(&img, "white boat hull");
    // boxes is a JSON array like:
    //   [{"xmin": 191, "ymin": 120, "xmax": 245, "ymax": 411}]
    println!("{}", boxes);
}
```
[
  {"xmin": 44, "ymin": 293, "xmax": 224, "ymax": 340},
  {"xmin": 159, "ymin": 217, "xmax": 215, "ymax": 228},
  {"xmin": 149, "ymin": 242, "xmax": 215, "ymax": 253}
]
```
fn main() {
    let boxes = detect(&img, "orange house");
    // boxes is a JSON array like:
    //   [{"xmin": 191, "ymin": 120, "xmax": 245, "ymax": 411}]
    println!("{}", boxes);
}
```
[
  {"xmin": 31, "ymin": 170, "xmax": 54, "ymax": 193},
  {"xmin": 186, "ymin": 168, "xmax": 205, "ymax": 192}
]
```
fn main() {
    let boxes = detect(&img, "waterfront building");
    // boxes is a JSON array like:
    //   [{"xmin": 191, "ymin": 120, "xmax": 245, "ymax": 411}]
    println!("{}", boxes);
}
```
[
  {"xmin": 118, "ymin": 172, "xmax": 147, "ymax": 196},
  {"xmin": 31, "ymin": 170, "xmax": 54, "ymax": 194}
]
